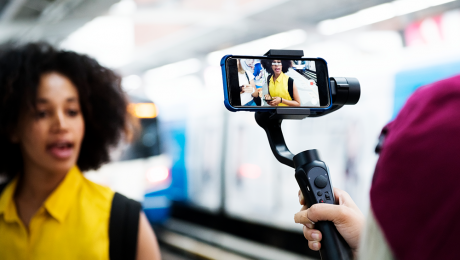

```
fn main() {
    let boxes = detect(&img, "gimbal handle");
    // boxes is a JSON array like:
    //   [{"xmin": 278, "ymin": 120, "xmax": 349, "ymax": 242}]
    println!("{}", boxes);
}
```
[
  {"xmin": 255, "ymin": 112, "xmax": 353, "ymax": 260},
  {"xmin": 255, "ymin": 49, "xmax": 360, "ymax": 259}
]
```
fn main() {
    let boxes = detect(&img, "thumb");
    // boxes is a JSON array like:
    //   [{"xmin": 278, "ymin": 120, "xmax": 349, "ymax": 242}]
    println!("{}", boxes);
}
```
[
  {"xmin": 295, "ymin": 203, "xmax": 351, "ymax": 225},
  {"xmin": 333, "ymin": 187, "xmax": 360, "ymax": 212}
]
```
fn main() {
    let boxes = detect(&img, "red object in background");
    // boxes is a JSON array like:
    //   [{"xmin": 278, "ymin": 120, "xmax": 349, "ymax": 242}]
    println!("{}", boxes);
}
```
[
  {"xmin": 405, "ymin": 20, "xmax": 424, "ymax": 46},
  {"xmin": 404, "ymin": 15, "xmax": 443, "ymax": 46},
  {"xmin": 238, "ymin": 163, "xmax": 262, "ymax": 179},
  {"xmin": 404, "ymin": 10, "xmax": 460, "ymax": 47}
]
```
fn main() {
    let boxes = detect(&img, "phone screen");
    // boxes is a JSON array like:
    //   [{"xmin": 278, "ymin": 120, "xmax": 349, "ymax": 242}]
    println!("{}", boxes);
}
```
[{"xmin": 225, "ymin": 57, "xmax": 330, "ymax": 108}]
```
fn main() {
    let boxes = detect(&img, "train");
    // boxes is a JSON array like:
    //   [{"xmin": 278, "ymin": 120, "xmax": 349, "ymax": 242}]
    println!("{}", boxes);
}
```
[
  {"xmin": 85, "ymin": 95, "xmax": 172, "ymax": 223},
  {"xmin": 88, "ymin": 43, "xmax": 460, "ymax": 232}
]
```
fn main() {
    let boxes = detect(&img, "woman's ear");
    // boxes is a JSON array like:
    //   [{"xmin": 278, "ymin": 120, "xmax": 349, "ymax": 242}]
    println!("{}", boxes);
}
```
[
  {"xmin": 10, "ymin": 133, "xmax": 19, "ymax": 143},
  {"xmin": 10, "ymin": 114, "xmax": 24, "ymax": 144},
  {"xmin": 9, "ymin": 127, "xmax": 20, "ymax": 143}
]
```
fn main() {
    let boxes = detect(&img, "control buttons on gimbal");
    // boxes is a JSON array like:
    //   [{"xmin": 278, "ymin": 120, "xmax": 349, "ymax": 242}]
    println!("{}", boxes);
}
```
[
  {"xmin": 319, "ymin": 199, "xmax": 324, "ymax": 203},
  {"xmin": 317, "ymin": 191, "xmax": 322, "ymax": 196},
  {"xmin": 314, "ymin": 175, "xmax": 328, "ymax": 189}
]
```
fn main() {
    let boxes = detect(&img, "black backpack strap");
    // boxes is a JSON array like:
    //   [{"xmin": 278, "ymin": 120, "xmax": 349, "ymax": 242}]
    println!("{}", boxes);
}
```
[
  {"xmin": 288, "ymin": 77, "xmax": 294, "ymax": 100},
  {"xmin": 254, "ymin": 96, "xmax": 261, "ymax": 106},
  {"xmin": 267, "ymin": 74, "xmax": 272, "ymax": 96},
  {"xmin": 245, "ymin": 71, "xmax": 250, "ymax": 82},
  {"xmin": 0, "ymin": 181, "xmax": 8, "ymax": 195},
  {"xmin": 109, "ymin": 192, "xmax": 142, "ymax": 260}
]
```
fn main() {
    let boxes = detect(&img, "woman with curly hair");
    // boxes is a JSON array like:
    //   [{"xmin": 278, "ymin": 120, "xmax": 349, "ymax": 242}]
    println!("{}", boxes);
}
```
[
  {"xmin": 262, "ymin": 59, "xmax": 301, "ymax": 107},
  {"xmin": 0, "ymin": 43, "xmax": 161, "ymax": 260}
]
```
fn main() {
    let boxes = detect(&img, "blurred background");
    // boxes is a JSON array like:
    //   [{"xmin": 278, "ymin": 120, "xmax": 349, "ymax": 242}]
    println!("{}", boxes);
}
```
[{"xmin": 2, "ymin": 0, "xmax": 460, "ymax": 259}]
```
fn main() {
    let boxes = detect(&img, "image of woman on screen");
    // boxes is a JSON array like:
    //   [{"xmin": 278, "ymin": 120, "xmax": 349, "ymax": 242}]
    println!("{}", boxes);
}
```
[
  {"xmin": 237, "ymin": 59, "xmax": 260, "ymax": 106},
  {"xmin": 262, "ymin": 59, "xmax": 301, "ymax": 107},
  {"xmin": 242, "ymin": 59, "xmax": 266, "ymax": 101}
]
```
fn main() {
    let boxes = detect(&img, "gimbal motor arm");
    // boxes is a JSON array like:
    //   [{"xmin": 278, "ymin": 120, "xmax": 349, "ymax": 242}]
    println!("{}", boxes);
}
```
[{"xmin": 255, "ymin": 76, "xmax": 361, "ymax": 169}]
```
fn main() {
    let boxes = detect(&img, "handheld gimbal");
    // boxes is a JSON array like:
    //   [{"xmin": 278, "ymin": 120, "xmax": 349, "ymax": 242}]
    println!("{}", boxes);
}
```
[{"xmin": 255, "ymin": 50, "xmax": 360, "ymax": 260}]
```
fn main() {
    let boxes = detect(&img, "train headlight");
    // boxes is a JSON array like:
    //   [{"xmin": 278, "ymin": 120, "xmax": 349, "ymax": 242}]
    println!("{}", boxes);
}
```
[
  {"xmin": 146, "ymin": 166, "xmax": 169, "ymax": 183},
  {"xmin": 128, "ymin": 103, "xmax": 158, "ymax": 118}
]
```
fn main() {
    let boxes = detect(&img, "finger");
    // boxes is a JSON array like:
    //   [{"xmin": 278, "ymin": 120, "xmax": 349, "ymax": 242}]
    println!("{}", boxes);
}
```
[
  {"xmin": 301, "ymin": 203, "xmax": 351, "ymax": 224},
  {"xmin": 297, "ymin": 206, "xmax": 313, "ymax": 228},
  {"xmin": 333, "ymin": 187, "xmax": 360, "ymax": 211},
  {"xmin": 308, "ymin": 240, "xmax": 321, "ymax": 251},
  {"xmin": 295, "ymin": 208, "xmax": 315, "ymax": 224},
  {"xmin": 298, "ymin": 205, "xmax": 308, "ymax": 214},
  {"xmin": 295, "ymin": 204, "xmax": 343, "ymax": 224},
  {"xmin": 298, "ymin": 190, "xmax": 305, "ymax": 206},
  {"xmin": 303, "ymin": 225, "xmax": 322, "ymax": 242}
]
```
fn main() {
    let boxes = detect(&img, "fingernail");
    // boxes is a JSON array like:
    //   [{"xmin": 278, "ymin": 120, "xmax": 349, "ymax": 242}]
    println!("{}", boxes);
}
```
[
  {"xmin": 306, "ymin": 223, "xmax": 314, "ymax": 229},
  {"xmin": 312, "ymin": 232, "xmax": 319, "ymax": 240},
  {"xmin": 312, "ymin": 242, "xmax": 319, "ymax": 250}
]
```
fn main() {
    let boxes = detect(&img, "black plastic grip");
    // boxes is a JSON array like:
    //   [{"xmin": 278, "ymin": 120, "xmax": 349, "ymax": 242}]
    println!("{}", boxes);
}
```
[
  {"xmin": 294, "ymin": 151, "xmax": 353, "ymax": 260},
  {"xmin": 254, "ymin": 111, "xmax": 354, "ymax": 260},
  {"xmin": 315, "ymin": 222, "xmax": 352, "ymax": 260}
]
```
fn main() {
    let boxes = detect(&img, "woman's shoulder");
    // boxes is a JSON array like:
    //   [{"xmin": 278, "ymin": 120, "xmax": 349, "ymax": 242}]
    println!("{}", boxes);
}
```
[
  {"xmin": 282, "ymin": 71, "xmax": 293, "ymax": 79},
  {"xmin": 81, "ymin": 176, "xmax": 114, "ymax": 203}
]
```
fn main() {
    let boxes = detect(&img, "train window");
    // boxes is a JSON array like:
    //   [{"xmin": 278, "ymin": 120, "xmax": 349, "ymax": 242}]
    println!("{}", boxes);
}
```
[{"xmin": 119, "ymin": 118, "xmax": 162, "ymax": 161}]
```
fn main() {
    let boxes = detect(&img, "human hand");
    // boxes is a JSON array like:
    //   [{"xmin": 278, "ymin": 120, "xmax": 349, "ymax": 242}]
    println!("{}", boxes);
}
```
[
  {"xmin": 294, "ymin": 188, "xmax": 364, "ymax": 256},
  {"xmin": 243, "ymin": 85, "xmax": 253, "ymax": 93},
  {"xmin": 269, "ymin": 97, "xmax": 281, "ymax": 106}
]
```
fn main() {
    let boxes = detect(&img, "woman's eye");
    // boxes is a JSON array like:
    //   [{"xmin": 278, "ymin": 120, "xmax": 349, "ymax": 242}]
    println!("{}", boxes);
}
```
[
  {"xmin": 36, "ymin": 111, "xmax": 48, "ymax": 118},
  {"xmin": 68, "ymin": 109, "xmax": 79, "ymax": 116}
]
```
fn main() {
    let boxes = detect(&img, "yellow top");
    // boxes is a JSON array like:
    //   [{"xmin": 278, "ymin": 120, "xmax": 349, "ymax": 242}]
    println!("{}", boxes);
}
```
[
  {"xmin": 0, "ymin": 166, "xmax": 114, "ymax": 260},
  {"xmin": 268, "ymin": 72, "xmax": 292, "ymax": 107}
]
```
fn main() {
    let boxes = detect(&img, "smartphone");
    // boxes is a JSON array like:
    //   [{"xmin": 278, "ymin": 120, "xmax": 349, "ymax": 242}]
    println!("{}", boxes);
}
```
[{"xmin": 221, "ymin": 55, "xmax": 332, "ymax": 112}]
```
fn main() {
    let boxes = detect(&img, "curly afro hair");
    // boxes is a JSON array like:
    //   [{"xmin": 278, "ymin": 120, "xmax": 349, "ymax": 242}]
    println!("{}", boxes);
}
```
[
  {"xmin": 0, "ymin": 42, "xmax": 129, "ymax": 180},
  {"xmin": 260, "ymin": 59, "xmax": 292, "ymax": 74}
]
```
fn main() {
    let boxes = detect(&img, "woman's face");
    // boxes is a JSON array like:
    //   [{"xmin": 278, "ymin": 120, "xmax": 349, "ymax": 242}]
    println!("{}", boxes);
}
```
[
  {"xmin": 245, "ymin": 59, "xmax": 254, "ymax": 69},
  {"xmin": 13, "ymin": 72, "xmax": 85, "ymax": 175},
  {"xmin": 272, "ymin": 60, "xmax": 282, "ymax": 75}
]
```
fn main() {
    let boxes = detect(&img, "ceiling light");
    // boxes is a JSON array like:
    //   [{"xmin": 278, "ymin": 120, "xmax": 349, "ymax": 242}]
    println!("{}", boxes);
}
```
[
  {"xmin": 207, "ymin": 29, "xmax": 307, "ymax": 65},
  {"xmin": 318, "ymin": 0, "xmax": 457, "ymax": 35},
  {"xmin": 60, "ymin": 16, "xmax": 134, "ymax": 68},
  {"xmin": 122, "ymin": 74, "xmax": 142, "ymax": 91},
  {"xmin": 143, "ymin": 58, "xmax": 201, "ymax": 85}
]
